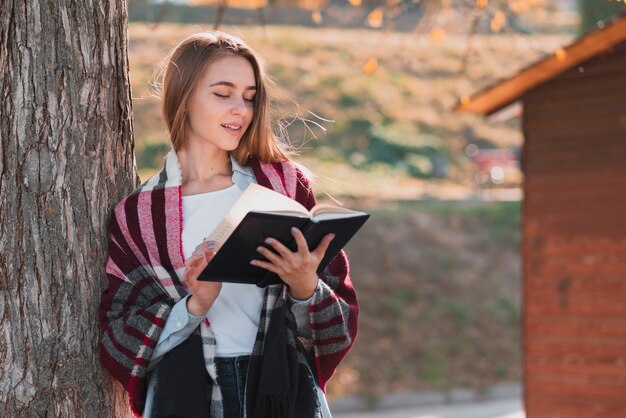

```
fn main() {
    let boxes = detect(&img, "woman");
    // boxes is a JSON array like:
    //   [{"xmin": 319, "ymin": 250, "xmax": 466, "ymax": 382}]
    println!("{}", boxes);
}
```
[{"xmin": 98, "ymin": 31, "xmax": 358, "ymax": 418}]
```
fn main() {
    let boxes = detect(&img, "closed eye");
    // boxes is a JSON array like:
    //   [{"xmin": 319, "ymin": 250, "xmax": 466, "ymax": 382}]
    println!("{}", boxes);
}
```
[{"xmin": 214, "ymin": 93, "xmax": 255, "ymax": 102}]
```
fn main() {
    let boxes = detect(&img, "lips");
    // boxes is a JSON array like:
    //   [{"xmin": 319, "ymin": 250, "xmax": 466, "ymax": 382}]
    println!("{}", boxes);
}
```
[{"xmin": 222, "ymin": 123, "xmax": 242, "ymax": 136}]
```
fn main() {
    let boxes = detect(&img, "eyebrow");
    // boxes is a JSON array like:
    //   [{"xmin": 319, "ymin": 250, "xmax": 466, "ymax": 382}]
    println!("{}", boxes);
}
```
[{"xmin": 209, "ymin": 81, "xmax": 257, "ymax": 91}]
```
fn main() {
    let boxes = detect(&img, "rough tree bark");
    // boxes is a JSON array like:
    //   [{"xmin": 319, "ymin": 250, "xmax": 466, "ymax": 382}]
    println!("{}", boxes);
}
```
[{"xmin": 0, "ymin": 1, "xmax": 137, "ymax": 416}]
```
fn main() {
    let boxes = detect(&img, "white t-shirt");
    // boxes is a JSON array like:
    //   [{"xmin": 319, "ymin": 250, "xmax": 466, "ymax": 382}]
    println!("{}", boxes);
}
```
[{"xmin": 181, "ymin": 183, "xmax": 265, "ymax": 356}]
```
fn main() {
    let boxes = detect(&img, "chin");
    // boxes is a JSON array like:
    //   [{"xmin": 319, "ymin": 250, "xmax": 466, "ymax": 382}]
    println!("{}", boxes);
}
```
[{"xmin": 224, "ymin": 139, "xmax": 241, "ymax": 151}]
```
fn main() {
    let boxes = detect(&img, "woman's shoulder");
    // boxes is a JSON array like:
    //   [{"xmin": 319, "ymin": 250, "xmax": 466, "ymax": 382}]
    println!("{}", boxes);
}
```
[
  {"xmin": 108, "ymin": 172, "xmax": 164, "ymax": 224},
  {"xmin": 107, "ymin": 190, "xmax": 138, "ymax": 228},
  {"xmin": 287, "ymin": 159, "xmax": 315, "ymax": 183},
  {"xmin": 251, "ymin": 156, "xmax": 316, "ymax": 189}
]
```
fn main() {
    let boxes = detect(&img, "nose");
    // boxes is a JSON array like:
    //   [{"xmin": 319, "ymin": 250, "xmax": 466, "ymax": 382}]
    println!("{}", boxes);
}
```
[{"xmin": 231, "ymin": 96, "xmax": 248, "ymax": 117}]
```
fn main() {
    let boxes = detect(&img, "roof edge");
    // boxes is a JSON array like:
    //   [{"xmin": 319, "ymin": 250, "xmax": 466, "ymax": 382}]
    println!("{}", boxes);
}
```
[{"xmin": 454, "ymin": 13, "xmax": 626, "ymax": 115}]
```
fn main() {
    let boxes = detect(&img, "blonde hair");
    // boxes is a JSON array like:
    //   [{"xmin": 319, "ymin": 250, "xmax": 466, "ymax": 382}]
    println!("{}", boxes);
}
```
[{"xmin": 160, "ymin": 31, "xmax": 293, "ymax": 165}]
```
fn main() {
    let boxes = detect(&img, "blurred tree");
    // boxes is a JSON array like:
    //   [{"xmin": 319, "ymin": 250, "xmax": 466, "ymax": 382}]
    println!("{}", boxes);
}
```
[
  {"xmin": 131, "ymin": 0, "xmax": 171, "ymax": 27},
  {"xmin": 186, "ymin": 0, "xmax": 327, "ymax": 28},
  {"xmin": 578, "ymin": 0, "xmax": 626, "ymax": 34},
  {"xmin": 0, "ymin": 0, "xmax": 137, "ymax": 416},
  {"xmin": 129, "ymin": 0, "xmax": 553, "ymax": 35}
]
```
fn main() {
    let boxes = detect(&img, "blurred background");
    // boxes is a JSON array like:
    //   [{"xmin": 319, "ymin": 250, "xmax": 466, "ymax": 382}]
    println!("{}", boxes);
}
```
[{"xmin": 126, "ymin": 1, "xmax": 626, "ymax": 416}]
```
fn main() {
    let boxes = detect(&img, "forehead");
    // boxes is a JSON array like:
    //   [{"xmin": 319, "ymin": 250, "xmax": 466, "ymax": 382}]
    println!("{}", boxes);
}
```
[{"xmin": 202, "ymin": 55, "xmax": 256, "ymax": 87}]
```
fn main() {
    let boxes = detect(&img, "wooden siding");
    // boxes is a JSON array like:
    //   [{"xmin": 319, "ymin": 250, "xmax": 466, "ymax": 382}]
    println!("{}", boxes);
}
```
[{"xmin": 521, "ymin": 41, "xmax": 626, "ymax": 417}]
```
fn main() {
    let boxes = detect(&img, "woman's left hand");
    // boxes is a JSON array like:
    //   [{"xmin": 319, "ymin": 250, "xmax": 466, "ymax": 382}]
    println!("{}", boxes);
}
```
[{"xmin": 251, "ymin": 227, "xmax": 334, "ymax": 300}]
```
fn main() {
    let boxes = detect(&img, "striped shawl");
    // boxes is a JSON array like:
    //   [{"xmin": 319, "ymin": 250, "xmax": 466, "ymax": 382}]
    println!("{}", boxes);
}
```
[{"xmin": 98, "ymin": 151, "xmax": 358, "ymax": 417}]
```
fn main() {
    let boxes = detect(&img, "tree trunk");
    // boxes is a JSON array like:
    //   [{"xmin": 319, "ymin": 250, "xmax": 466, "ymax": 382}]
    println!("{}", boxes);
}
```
[{"xmin": 0, "ymin": 1, "xmax": 137, "ymax": 416}]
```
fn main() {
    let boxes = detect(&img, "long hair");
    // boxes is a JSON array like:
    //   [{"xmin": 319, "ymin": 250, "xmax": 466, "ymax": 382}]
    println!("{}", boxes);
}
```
[{"xmin": 159, "ymin": 31, "xmax": 293, "ymax": 165}]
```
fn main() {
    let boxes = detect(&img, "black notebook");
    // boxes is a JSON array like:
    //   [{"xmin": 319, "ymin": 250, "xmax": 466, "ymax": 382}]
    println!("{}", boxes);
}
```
[{"xmin": 197, "ymin": 184, "xmax": 370, "ymax": 286}]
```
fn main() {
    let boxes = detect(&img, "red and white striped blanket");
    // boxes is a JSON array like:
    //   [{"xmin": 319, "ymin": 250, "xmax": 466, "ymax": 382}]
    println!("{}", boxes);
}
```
[{"xmin": 98, "ymin": 150, "xmax": 358, "ymax": 416}]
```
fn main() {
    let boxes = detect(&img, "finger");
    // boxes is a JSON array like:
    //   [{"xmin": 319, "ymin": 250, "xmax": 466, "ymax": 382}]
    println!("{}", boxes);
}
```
[
  {"xmin": 191, "ymin": 239, "xmax": 215, "ymax": 254},
  {"xmin": 312, "ymin": 233, "xmax": 335, "ymax": 259},
  {"xmin": 186, "ymin": 249, "xmax": 213, "ymax": 271},
  {"xmin": 256, "ymin": 245, "xmax": 282, "ymax": 264},
  {"xmin": 196, "ymin": 240, "xmax": 216, "ymax": 254},
  {"xmin": 203, "ymin": 249, "xmax": 215, "ymax": 263},
  {"xmin": 184, "ymin": 258, "xmax": 210, "ymax": 286},
  {"xmin": 190, "ymin": 244, "xmax": 207, "ymax": 259},
  {"xmin": 185, "ymin": 258, "xmax": 204, "ymax": 277},
  {"xmin": 291, "ymin": 227, "xmax": 310, "ymax": 255},
  {"xmin": 263, "ymin": 237, "xmax": 292, "ymax": 258},
  {"xmin": 250, "ymin": 258, "xmax": 281, "ymax": 274},
  {"xmin": 185, "ymin": 253, "xmax": 203, "ymax": 268},
  {"xmin": 184, "ymin": 265, "xmax": 198, "ymax": 284},
  {"xmin": 187, "ymin": 249, "xmax": 207, "ymax": 265}
]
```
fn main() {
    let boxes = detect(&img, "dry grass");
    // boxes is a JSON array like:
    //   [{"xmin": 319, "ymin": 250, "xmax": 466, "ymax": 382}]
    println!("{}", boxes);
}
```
[{"xmin": 327, "ymin": 199, "xmax": 522, "ymax": 400}]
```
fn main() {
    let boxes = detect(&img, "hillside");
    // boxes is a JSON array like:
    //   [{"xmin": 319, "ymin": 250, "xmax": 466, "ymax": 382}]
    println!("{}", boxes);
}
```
[
  {"xmin": 128, "ymin": 23, "xmax": 572, "ymax": 199},
  {"xmin": 328, "ymin": 199, "xmax": 521, "ymax": 401}
]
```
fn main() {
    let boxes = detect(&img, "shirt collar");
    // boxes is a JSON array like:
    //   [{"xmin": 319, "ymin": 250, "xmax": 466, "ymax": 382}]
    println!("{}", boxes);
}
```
[
  {"xmin": 230, "ymin": 153, "xmax": 255, "ymax": 179},
  {"xmin": 159, "ymin": 148, "xmax": 255, "ymax": 191}
]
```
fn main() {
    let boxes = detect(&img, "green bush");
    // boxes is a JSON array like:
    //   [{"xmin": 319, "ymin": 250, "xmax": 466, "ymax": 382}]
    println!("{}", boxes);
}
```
[
  {"xmin": 136, "ymin": 142, "xmax": 170, "ymax": 171},
  {"xmin": 578, "ymin": 0, "xmax": 626, "ymax": 34},
  {"xmin": 321, "ymin": 119, "xmax": 450, "ymax": 179}
]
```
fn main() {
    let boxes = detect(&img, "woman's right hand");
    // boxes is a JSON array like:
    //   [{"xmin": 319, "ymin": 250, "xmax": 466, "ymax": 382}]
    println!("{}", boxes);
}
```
[{"xmin": 184, "ymin": 240, "xmax": 222, "ymax": 316}]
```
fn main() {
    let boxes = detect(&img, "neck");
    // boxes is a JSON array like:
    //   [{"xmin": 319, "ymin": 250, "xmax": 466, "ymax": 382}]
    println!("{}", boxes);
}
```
[{"xmin": 177, "ymin": 142, "xmax": 232, "ymax": 186}]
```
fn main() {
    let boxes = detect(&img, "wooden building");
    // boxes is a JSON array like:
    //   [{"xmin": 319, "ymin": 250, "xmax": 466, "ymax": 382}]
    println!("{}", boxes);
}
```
[{"xmin": 456, "ymin": 14, "xmax": 626, "ymax": 418}]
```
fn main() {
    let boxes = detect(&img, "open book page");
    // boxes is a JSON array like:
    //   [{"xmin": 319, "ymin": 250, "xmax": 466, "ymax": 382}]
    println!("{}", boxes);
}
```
[
  {"xmin": 233, "ymin": 202, "xmax": 366, "ymax": 222},
  {"xmin": 312, "ymin": 210, "xmax": 368, "ymax": 221},
  {"xmin": 205, "ymin": 184, "xmax": 309, "ymax": 249},
  {"xmin": 310, "ymin": 203, "xmax": 367, "ymax": 220},
  {"xmin": 252, "ymin": 210, "xmax": 311, "ymax": 218}
]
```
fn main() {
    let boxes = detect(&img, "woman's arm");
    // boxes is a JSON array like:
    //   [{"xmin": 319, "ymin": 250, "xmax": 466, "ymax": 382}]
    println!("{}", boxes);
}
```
[
  {"xmin": 146, "ymin": 295, "xmax": 205, "ymax": 371},
  {"xmin": 98, "ymin": 235, "xmax": 174, "ymax": 404},
  {"xmin": 247, "ymin": 158, "xmax": 359, "ymax": 390},
  {"xmin": 295, "ymin": 167, "xmax": 358, "ymax": 391},
  {"xmin": 288, "ymin": 281, "xmax": 322, "ymax": 339},
  {"xmin": 98, "ymin": 207, "xmax": 216, "ymax": 415},
  {"xmin": 99, "ymin": 220, "xmax": 221, "ymax": 377}
]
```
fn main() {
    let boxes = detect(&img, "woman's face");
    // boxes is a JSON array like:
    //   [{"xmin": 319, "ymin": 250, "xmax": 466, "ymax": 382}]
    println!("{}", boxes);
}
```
[{"xmin": 185, "ymin": 55, "xmax": 256, "ymax": 152}]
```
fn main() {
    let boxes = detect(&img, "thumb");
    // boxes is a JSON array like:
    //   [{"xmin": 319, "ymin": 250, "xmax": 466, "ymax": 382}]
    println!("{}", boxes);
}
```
[{"xmin": 313, "ymin": 233, "xmax": 335, "ymax": 259}]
